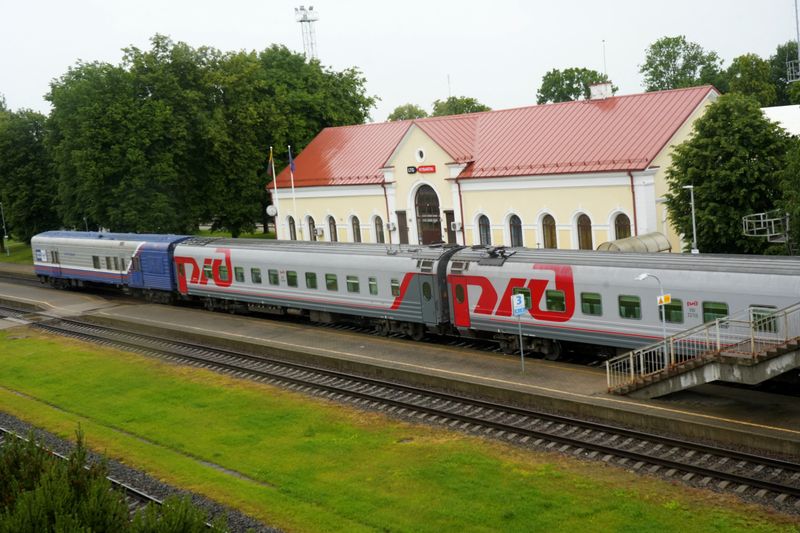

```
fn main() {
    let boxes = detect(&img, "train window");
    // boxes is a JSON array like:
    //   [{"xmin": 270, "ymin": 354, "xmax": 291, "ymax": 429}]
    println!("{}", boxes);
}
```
[
  {"xmin": 369, "ymin": 277, "xmax": 378, "ymax": 295},
  {"xmin": 750, "ymin": 305, "xmax": 777, "ymax": 333},
  {"xmin": 422, "ymin": 282, "xmax": 432, "ymax": 301},
  {"xmin": 132, "ymin": 257, "xmax": 141, "ymax": 271},
  {"xmin": 326, "ymin": 274, "xmax": 338, "ymax": 291},
  {"xmin": 455, "ymin": 284, "xmax": 465, "ymax": 304},
  {"xmin": 203, "ymin": 265, "xmax": 214, "ymax": 281},
  {"xmin": 268, "ymin": 269, "xmax": 279, "ymax": 285},
  {"xmin": 659, "ymin": 298, "xmax": 683, "ymax": 323},
  {"xmin": 218, "ymin": 265, "xmax": 229, "ymax": 282},
  {"xmin": 113, "ymin": 257, "xmax": 120, "ymax": 271},
  {"xmin": 581, "ymin": 293, "xmax": 602, "ymax": 316},
  {"xmin": 120, "ymin": 258, "xmax": 126, "ymax": 271},
  {"xmin": 106, "ymin": 257, "xmax": 112, "ymax": 270},
  {"xmin": 92, "ymin": 256, "xmax": 100, "ymax": 269},
  {"xmin": 545, "ymin": 290, "xmax": 566, "ymax": 312},
  {"xmin": 346, "ymin": 275, "xmax": 360, "ymax": 293},
  {"xmin": 702, "ymin": 302, "xmax": 728, "ymax": 323},
  {"xmin": 305, "ymin": 272, "xmax": 317, "ymax": 289},
  {"xmin": 177, "ymin": 263, "xmax": 185, "ymax": 277},
  {"xmin": 619, "ymin": 295, "xmax": 641, "ymax": 320},
  {"xmin": 391, "ymin": 279, "xmax": 401, "ymax": 297},
  {"xmin": 234, "ymin": 267, "xmax": 245, "ymax": 283},
  {"xmin": 251, "ymin": 268, "xmax": 262, "ymax": 284},
  {"xmin": 287, "ymin": 271, "xmax": 298, "ymax": 287}
]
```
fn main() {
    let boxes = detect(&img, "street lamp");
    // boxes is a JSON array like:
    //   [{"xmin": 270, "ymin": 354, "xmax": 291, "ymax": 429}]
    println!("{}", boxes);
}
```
[
  {"xmin": 682, "ymin": 185, "xmax": 699, "ymax": 254},
  {"xmin": 635, "ymin": 272, "xmax": 668, "ymax": 368},
  {"xmin": 0, "ymin": 202, "xmax": 8, "ymax": 256}
]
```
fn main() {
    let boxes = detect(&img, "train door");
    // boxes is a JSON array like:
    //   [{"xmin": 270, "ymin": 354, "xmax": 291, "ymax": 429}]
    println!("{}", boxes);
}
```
[
  {"xmin": 48, "ymin": 249, "xmax": 62, "ymax": 278},
  {"xmin": 449, "ymin": 275, "xmax": 471, "ymax": 328},
  {"xmin": 418, "ymin": 275, "xmax": 437, "ymax": 324}
]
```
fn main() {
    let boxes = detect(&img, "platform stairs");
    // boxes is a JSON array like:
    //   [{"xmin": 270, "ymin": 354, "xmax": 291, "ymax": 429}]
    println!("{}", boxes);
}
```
[{"xmin": 606, "ymin": 302, "xmax": 800, "ymax": 398}]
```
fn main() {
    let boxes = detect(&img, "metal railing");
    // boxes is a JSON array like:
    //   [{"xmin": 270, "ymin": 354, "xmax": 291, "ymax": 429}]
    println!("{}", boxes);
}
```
[{"xmin": 606, "ymin": 302, "xmax": 800, "ymax": 391}]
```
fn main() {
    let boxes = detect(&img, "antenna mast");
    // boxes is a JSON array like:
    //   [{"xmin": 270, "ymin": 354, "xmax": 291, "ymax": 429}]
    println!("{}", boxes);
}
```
[{"xmin": 295, "ymin": 5, "xmax": 319, "ymax": 60}]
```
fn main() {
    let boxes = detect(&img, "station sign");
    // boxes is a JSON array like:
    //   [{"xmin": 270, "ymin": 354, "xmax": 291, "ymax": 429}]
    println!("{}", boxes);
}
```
[
  {"xmin": 407, "ymin": 165, "xmax": 436, "ymax": 174},
  {"xmin": 511, "ymin": 294, "xmax": 527, "ymax": 316},
  {"xmin": 657, "ymin": 293, "xmax": 672, "ymax": 306}
]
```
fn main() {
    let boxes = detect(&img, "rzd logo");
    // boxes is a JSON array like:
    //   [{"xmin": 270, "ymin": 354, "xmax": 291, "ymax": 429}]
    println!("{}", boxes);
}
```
[{"xmin": 174, "ymin": 248, "xmax": 232, "ymax": 294}]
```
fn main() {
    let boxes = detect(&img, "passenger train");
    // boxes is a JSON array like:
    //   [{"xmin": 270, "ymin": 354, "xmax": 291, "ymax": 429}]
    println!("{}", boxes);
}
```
[{"xmin": 30, "ymin": 231, "xmax": 800, "ymax": 359}]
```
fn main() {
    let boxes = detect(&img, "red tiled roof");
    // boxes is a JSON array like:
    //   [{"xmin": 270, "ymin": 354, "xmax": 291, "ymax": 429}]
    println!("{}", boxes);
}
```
[{"xmin": 274, "ymin": 85, "xmax": 716, "ymax": 188}]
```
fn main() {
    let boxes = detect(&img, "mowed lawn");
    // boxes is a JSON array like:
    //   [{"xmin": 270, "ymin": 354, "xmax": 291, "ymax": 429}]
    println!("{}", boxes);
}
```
[{"xmin": 0, "ymin": 330, "xmax": 796, "ymax": 533}]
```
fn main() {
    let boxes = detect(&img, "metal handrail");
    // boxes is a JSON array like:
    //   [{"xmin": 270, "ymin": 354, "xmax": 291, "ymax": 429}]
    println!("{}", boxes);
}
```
[{"xmin": 606, "ymin": 302, "xmax": 800, "ymax": 391}]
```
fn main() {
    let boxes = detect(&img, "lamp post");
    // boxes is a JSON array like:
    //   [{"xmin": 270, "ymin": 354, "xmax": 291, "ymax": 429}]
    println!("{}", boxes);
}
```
[
  {"xmin": 635, "ymin": 272, "xmax": 668, "ymax": 368},
  {"xmin": 682, "ymin": 185, "xmax": 699, "ymax": 254},
  {"xmin": 0, "ymin": 202, "xmax": 8, "ymax": 256}
]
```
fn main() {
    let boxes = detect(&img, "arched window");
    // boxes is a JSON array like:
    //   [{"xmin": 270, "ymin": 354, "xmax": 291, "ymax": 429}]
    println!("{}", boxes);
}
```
[
  {"xmin": 478, "ymin": 215, "xmax": 491, "ymax": 245},
  {"xmin": 328, "ymin": 216, "xmax": 337, "ymax": 242},
  {"xmin": 542, "ymin": 214, "xmax": 557, "ymax": 249},
  {"xmin": 614, "ymin": 213, "xmax": 631, "ymax": 240},
  {"xmin": 374, "ymin": 216, "xmax": 385, "ymax": 243},
  {"xmin": 509, "ymin": 215, "xmax": 523, "ymax": 247},
  {"xmin": 308, "ymin": 216, "xmax": 317, "ymax": 242},
  {"xmin": 577, "ymin": 214, "xmax": 593, "ymax": 250},
  {"xmin": 352, "ymin": 216, "xmax": 361, "ymax": 243},
  {"xmin": 415, "ymin": 185, "xmax": 441, "ymax": 244},
  {"xmin": 288, "ymin": 216, "xmax": 297, "ymax": 240}
]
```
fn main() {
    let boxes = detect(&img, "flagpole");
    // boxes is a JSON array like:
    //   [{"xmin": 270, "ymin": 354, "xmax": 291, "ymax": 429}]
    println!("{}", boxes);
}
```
[
  {"xmin": 289, "ymin": 145, "xmax": 301, "ymax": 239},
  {"xmin": 269, "ymin": 146, "xmax": 280, "ymax": 237}
]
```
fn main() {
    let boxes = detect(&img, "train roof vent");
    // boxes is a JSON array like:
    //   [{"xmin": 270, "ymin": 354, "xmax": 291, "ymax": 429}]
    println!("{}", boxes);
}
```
[
  {"xmin": 181, "ymin": 237, "xmax": 220, "ymax": 247},
  {"xmin": 596, "ymin": 232, "xmax": 671, "ymax": 253},
  {"xmin": 478, "ymin": 247, "xmax": 516, "ymax": 266}
]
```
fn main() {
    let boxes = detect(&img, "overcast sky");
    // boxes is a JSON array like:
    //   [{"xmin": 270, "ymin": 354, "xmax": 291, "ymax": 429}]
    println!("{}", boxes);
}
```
[{"xmin": 0, "ymin": 0, "xmax": 793, "ymax": 121}]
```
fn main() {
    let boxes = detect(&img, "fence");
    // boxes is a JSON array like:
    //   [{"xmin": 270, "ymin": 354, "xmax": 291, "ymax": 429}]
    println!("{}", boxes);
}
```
[{"xmin": 606, "ymin": 302, "xmax": 800, "ymax": 391}]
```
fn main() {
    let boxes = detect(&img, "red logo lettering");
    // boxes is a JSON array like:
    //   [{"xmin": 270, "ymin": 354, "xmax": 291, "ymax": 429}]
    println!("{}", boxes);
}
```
[{"xmin": 174, "ymin": 248, "xmax": 233, "ymax": 293}]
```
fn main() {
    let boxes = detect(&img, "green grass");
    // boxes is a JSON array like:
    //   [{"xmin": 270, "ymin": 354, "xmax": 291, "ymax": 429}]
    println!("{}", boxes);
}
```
[
  {"xmin": 0, "ymin": 330, "xmax": 796, "ymax": 533},
  {"xmin": 0, "ymin": 239, "xmax": 32, "ymax": 264}
]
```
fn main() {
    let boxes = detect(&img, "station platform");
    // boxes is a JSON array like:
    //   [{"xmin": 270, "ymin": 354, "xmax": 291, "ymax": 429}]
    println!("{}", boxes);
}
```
[{"xmin": 1, "ymin": 271, "xmax": 799, "ymax": 458}]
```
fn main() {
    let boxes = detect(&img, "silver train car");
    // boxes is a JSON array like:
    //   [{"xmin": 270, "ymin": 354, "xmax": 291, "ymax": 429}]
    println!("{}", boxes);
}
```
[
  {"xmin": 172, "ymin": 238, "xmax": 461, "ymax": 340},
  {"xmin": 447, "ymin": 247, "xmax": 800, "ymax": 356}
]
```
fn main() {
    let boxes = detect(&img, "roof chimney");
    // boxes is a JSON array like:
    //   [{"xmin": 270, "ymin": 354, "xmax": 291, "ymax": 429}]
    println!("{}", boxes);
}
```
[{"xmin": 589, "ymin": 82, "xmax": 613, "ymax": 100}]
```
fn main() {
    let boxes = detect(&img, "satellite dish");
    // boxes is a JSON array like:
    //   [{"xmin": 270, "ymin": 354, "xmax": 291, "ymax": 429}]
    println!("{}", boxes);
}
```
[{"xmin": 266, "ymin": 205, "xmax": 278, "ymax": 217}]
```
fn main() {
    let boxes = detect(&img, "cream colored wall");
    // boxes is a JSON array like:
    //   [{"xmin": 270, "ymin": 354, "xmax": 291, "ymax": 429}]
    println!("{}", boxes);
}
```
[
  {"xmin": 649, "ymin": 94, "xmax": 715, "ymax": 251},
  {"xmin": 388, "ymin": 126, "xmax": 455, "ymax": 223},
  {"xmin": 277, "ymin": 193, "xmax": 385, "ymax": 242},
  {"xmin": 460, "ymin": 183, "xmax": 632, "ymax": 248}
]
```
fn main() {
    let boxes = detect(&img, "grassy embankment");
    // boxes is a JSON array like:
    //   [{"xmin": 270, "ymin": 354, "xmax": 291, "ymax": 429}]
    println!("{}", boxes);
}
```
[
  {"xmin": 0, "ymin": 329, "xmax": 796, "ymax": 533},
  {"xmin": 0, "ymin": 239, "xmax": 32, "ymax": 264}
]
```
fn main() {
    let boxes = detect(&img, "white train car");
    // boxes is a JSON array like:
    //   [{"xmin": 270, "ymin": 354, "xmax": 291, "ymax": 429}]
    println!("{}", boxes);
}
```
[
  {"xmin": 172, "ymin": 238, "xmax": 461, "ymax": 339},
  {"xmin": 447, "ymin": 247, "xmax": 800, "ymax": 357}
]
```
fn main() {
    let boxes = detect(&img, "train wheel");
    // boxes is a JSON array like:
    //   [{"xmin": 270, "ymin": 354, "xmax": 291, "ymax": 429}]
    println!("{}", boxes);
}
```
[
  {"xmin": 409, "ymin": 324, "xmax": 426, "ymax": 341},
  {"xmin": 374, "ymin": 320, "xmax": 390, "ymax": 336}
]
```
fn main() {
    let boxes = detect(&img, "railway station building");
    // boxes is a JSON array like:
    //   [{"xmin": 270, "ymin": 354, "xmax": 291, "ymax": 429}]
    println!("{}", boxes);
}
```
[{"xmin": 271, "ymin": 85, "xmax": 718, "ymax": 251}]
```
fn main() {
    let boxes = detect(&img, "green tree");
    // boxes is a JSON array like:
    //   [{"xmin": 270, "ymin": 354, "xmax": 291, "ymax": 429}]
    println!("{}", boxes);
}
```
[
  {"xmin": 536, "ymin": 67, "xmax": 616, "ymax": 104},
  {"xmin": 779, "ymin": 137, "xmax": 800, "ymax": 250},
  {"xmin": 46, "ymin": 35, "xmax": 376, "ymax": 237},
  {"xmin": 769, "ymin": 41, "xmax": 800, "ymax": 105},
  {"xmin": 664, "ymin": 93, "xmax": 790, "ymax": 254},
  {"xmin": 726, "ymin": 53, "xmax": 776, "ymax": 106},
  {"xmin": 387, "ymin": 103, "xmax": 428, "ymax": 121},
  {"xmin": 431, "ymin": 96, "xmax": 490, "ymax": 116},
  {"xmin": 0, "ymin": 109, "xmax": 60, "ymax": 242},
  {"xmin": 640, "ymin": 35, "xmax": 723, "ymax": 92}
]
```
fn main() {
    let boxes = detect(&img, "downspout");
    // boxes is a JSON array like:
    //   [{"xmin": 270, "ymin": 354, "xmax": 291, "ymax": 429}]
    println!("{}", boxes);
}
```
[
  {"xmin": 628, "ymin": 171, "xmax": 639, "ymax": 236},
  {"xmin": 381, "ymin": 182, "xmax": 393, "ymax": 245},
  {"xmin": 456, "ymin": 177, "xmax": 467, "ymax": 245}
]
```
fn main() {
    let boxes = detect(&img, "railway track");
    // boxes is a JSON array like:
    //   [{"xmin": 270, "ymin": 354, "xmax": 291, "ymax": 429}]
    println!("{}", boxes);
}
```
[
  {"xmin": 0, "ymin": 426, "xmax": 167, "ymax": 519},
  {"xmin": 11, "ymin": 311, "xmax": 800, "ymax": 511}
]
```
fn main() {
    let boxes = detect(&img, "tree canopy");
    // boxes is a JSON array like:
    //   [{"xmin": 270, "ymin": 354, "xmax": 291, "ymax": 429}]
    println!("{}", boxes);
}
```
[
  {"xmin": 536, "ymin": 68, "xmax": 616, "ymax": 104},
  {"xmin": 664, "ymin": 93, "xmax": 790, "ymax": 254},
  {"xmin": 0, "ymin": 109, "xmax": 59, "ymax": 243},
  {"xmin": 726, "ymin": 53, "xmax": 776, "ymax": 106},
  {"xmin": 387, "ymin": 103, "xmax": 428, "ymax": 121},
  {"xmin": 431, "ymin": 96, "xmax": 490, "ymax": 117},
  {"xmin": 45, "ymin": 35, "xmax": 376, "ymax": 237},
  {"xmin": 640, "ymin": 35, "xmax": 723, "ymax": 92}
]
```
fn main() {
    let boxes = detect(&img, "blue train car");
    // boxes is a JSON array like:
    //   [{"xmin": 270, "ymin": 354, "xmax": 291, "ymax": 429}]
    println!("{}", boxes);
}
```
[{"xmin": 31, "ymin": 231, "xmax": 189, "ymax": 300}]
